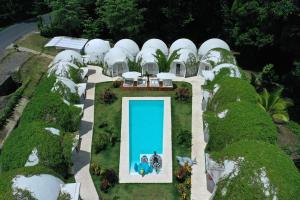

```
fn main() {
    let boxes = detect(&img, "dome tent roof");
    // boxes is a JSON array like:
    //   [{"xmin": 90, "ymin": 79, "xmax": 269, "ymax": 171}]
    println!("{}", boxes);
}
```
[
  {"xmin": 198, "ymin": 38, "xmax": 230, "ymax": 58},
  {"xmin": 170, "ymin": 38, "xmax": 197, "ymax": 54},
  {"xmin": 201, "ymin": 48, "xmax": 236, "ymax": 68},
  {"xmin": 104, "ymin": 47, "xmax": 129, "ymax": 68},
  {"xmin": 173, "ymin": 48, "xmax": 197, "ymax": 63},
  {"xmin": 136, "ymin": 48, "xmax": 158, "ymax": 66},
  {"xmin": 142, "ymin": 39, "xmax": 168, "ymax": 56},
  {"xmin": 114, "ymin": 39, "xmax": 140, "ymax": 57},
  {"xmin": 84, "ymin": 39, "xmax": 111, "ymax": 64},
  {"xmin": 53, "ymin": 50, "xmax": 83, "ymax": 65}
]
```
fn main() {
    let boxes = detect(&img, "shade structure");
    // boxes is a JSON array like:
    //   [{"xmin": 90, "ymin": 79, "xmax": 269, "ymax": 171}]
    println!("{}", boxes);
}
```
[
  {"xmin": 170, "ymin": 48, "xmax": 198, "ymax": 77},
  {"xmin": 53, "ymin": 50, "xmax": 84, "ymax": 66},
  {"xmin": 84, "ymin": 39, "xmax": 111, "ymax": 65},
  {"xmin": 169, "ymin": 38, "xmax": 197, "ymax": 54},
  {"xmin": 103, "ymin": 47, "xmax": 130, "ymax": 77},
  {"xmin": 136, "ymin": 48, "xmax": 159, "ymax": 75},
  {"xmin": 156, "ymin": 72, "xmax": 176, "ymax": 80},
  {"xmin": 142, "ymin": 39, "xmax": 168, "ymax": 56},
  {"xmin": 114, "ymin": 39, "xmax": 140, "ymax": 57},
  {"xmin": 122, "ymin": 71, "xmax": 141, "ymax": 81},
  {"xmin": 198, "ymin": 38, "xmax": 230, "ymax": 59},
  {"xmin": 45, "ymin": 36, "xmax": 88, "ymax": 52}
]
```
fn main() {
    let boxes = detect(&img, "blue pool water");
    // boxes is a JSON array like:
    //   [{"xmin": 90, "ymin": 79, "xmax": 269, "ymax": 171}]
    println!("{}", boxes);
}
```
[{"xmin": 129, "ymin": 100, "xmax": 164, "ymax": 173}]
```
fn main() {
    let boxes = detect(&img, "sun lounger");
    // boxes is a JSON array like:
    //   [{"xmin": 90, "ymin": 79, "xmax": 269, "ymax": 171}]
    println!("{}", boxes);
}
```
[
  {"xmin": 149, "ymin": 78, "xmax": 160, "ymax": 87},
  {"xmin": 123, "ymin": 78, "xmax": 134, "ymax": 87},
  {"xmin": 162, "ymin": 79, "xmax": 173, "ymax": 88},
  {"xmin": 137, "ymin": 78, "xmax": 147, "ymax": 87}
]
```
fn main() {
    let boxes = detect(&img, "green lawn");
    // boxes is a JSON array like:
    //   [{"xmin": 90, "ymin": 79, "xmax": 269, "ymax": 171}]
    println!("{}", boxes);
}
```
[
  {"xmin": 16, "ymin": 33, "xmax": 60, "ymax": 56},
  {"xmin": 19, "ymin": 55, "xmax": 52, "ymax": 97},
  {"xmin": 92, "ymin": 82, "xmax": 192, "ymax": 200}
]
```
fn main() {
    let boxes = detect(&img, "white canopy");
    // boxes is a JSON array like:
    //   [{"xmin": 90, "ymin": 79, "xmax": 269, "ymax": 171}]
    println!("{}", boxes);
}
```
[
  {"xmin": 114, "ymin": 39, "xmax": 140, "ymax": 57},
  {"xmin": 45, "ymin": 36, "xmax": 88, "ymax": 52},
  {"xmin": 12, "ymin": 174, "xmax": 80, "ymax": 200},
  {"xmin": 142, "ymin": 39, "xmax": 168, "ymax": 56},
  {"xmin": 169, "ymin": 38, "xmax": 197, "ymax": 54},
  {"xmin": 157, "ymin": 72, "xmax": 176, "ymax": 80},
  {"xmin": 53, "ymin": 50, "xmax": 83, "ymax": 65},
  {"xmin": 47, "ymin": 61, "xmax": 80, "ymax": 80},
  {"xmin": 84, "ymin": 39, "xmax": 111, "ymax": 64},
  {"xmin": 52, "ymin": 77, "xmax": 86, "ymax": 100},
  {"xmin": 198, "ymin": 38, "xmax": 230, "ymax": 59},
  {"xmin": 122, "ymin": 71, "xmax": 141, "ymax": 81}
]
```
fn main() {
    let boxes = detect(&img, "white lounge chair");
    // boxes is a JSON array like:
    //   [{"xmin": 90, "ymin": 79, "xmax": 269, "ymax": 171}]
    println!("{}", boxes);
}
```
[
  {"xmin": 162, "ymin": 79, "xmax": 173, "ymax": 88},
  {"xmin": 123, "ymin": 78, "xmax": 134, "ymax": 87},
  {"xmin": 150, "ymin": 78, "xmax": 160, "ymax": 87},
  {"xmin": 137, "ymin": 78, "xmax": 147, "ymax": 87}
]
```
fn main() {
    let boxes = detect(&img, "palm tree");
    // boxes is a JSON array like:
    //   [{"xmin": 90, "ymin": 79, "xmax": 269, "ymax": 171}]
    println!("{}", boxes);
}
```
[
  {"xmin": 257, "ymin": 88, "xmax": 293, "ymax": 123},
  {"xmin": 154, "ymin": 49, "xmax": 180, "ymax": 72}
]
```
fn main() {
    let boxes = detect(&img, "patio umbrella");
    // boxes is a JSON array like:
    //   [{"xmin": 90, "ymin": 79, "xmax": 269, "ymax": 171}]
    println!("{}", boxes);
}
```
[
  {"xmin": 122, "ymin": 71, "xmax": 141, "ymax": 81},
  {"xmin": 156, "ymin": 72, "xmax": 176, "ymax": 80}
]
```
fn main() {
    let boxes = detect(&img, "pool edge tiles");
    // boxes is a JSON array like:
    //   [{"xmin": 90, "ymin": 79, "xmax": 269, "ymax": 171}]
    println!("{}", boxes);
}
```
[{"xmin": 119, "ymin": 97, "xmax": 172, "ymax": 183}]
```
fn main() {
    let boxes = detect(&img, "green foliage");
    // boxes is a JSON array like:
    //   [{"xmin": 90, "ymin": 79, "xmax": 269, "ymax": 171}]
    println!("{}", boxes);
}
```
[
  {"xmin": 94, "ymin": 132, "xmax": 110, "ymax": 153},
  {"xmin": 154, "ymin": 49, "xmax": 179, "ymax": 72},
  {"xmin": 208, "ymin": 77, "xmax": 257, "ymax": 111},
  {"xmin": 57, "ymin": 192, "xmax": 71, "ymax": 200},
  {"xmin": 184, "ymin": 54, "xmax": 199, "ymax": 77},
  {"xmin": 13, "ymin": 188, "xmax": 37, "ymax": 200},
  {"xmin": 0, "ymin": 81, "xmax": 28, "ymax": 128},
  {"xmin": 205, "ymin": 101, "xmax": 277, "ymax": 152},
  {"xmin": 204, "ymin": 48, "xmax": 236, "ymax": 68},
  {"xmin": 100, "ymin": 88, "xmax": 117, "ymax": 104},
  {"xmin": 257, "ymin": 88, "xmax": 293, "ymax": 123},
  {"xmin": 177, "ymin": 130, "xmax": 191, "ymax": 148},
  {"xmin": 0, "ymin": 166, "xmax": 61, "ymax": 200},
  {"xmin": 211, "ymin": 140, "xmax": 300, "ymax": 200},
  {"xmin": 69, "ymin": 67, "xmax": 83, "ymax": 84},
  {"xmin": 99, "ymin": 0, "xmax": 144, "ymax": 39},
  {"xmin": 287, "ymin": 121, "xmax": 300, "ymax": 139},
  {"xmin": 175, "ymin": 87, "xmax": 191, "ymax": 102},
  {"xmin": 128, "ymin": 58, "xmax": 142, "ymax": 72},
  {"xmin": 223, "ymin": 0, "xmax": 297, "ymax": 48},
  {"xmin": 52, "ymin": 80, "xmax": 81, "ymax": 104},
  {"xmin": 251, "ymin": 64, "xmax": 280, "ymax": 90}
]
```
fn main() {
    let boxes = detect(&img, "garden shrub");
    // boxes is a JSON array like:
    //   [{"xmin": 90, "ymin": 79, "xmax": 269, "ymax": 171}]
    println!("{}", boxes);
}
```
[
  {"xmin": 208, "ymin": 77, "xmax": 258, "ymax": 111},
  {"xmin": 100, "ymin": 88, "xmax": 117, "ymax": 104},
  {"xmin": 210, "ymin": 140, "xmax": 300, "ymax": 200},
  {"xmin": 175, "ymin": 87, "xmax": 191, "ymax": 102},
  {"xmin": 21, "ymin": 93, "xmax": 81, "ymax": 132},
  {"xmin": 0, "ymin": 122, "xmax": 72, "ymax": 174},
  {"xmin": 177, "ymin": 130, "xmax": 191, "ymax": 148},
  {"xmin": 287, "ymin": 121, "xmax": 300, "ymax": 139},
  {"xmin": 101, "ymin": 169, "xmax": 118, "ymax": 187},
  {"xmin": 94, "ymin": 133, "xmax": 110, "ymax": 153},
  {"xmin": 205, "ymin": 101, "xmax": 277, "ymax": 152},
  {"xmin": 112, "ymin": 80, "xmax": 122, "ymax": 88},
  {"xmin": 91, "ymin": 162, "xmax": 102, "ymax": 176}
]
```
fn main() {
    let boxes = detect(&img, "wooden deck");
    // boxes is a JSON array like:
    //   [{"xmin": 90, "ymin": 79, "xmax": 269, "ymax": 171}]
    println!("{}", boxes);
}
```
[{"xmin": 120, "ymin": 81, "xmax": 174, "ymax": 91}]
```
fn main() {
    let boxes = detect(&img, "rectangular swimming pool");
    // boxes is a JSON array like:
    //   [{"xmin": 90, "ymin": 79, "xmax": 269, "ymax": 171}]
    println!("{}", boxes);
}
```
[
  {"xmin": 129, "ymin": 100, "xmax": 164, "ymax": 173},
  {"xmin": 119, "ymin": 97, "xmax": 172, "ymax": 183}
]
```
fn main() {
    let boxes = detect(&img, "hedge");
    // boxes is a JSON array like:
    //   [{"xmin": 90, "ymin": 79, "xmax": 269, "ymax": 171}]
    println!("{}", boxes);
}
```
[
  {"xmin": 0, "ymin": 122, "xmax": 72, "ymax": 174},
  {"xmin": 0, "ymin": 81, "xmax": 28, "ymax": 128},
  {"xmin": 208, "ymin": 77, "xmax": 257, "ymax": 111},
  {"xmin": 211, "ymin": 140, "xmax": 300, "ymax": 200},
  {"xmin": 0, "ymin": 166, "xmax": 62, "ymax": 200},
  {"xmin": 205, "ymin": 101, "xmax": 277, "ymax": 152}
]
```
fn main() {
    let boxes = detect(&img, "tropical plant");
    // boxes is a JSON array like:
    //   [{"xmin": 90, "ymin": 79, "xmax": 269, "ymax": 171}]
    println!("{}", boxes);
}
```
[
  {"xmin": 100, "ymin": 88, "xmax": 117, "ymax": 104},
  {"xmin": 257, "ymin": 88, "xmax": 293, "ymax": 123},
  {"xmin": 175, "ymin": 87, "xmax": 191, "ymax": 102},
  {"xmin": 154, "ymin": 49, "xmax": 180, "ymax": 72}
]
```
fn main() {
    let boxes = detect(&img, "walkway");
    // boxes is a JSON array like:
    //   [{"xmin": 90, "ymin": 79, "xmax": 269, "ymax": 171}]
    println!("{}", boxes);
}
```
[
  {"xmin": 72, "ymin": 66, "xmax": 117, "ymax": 200},
  {"xmin": 174, "ymin": 76, "xmax": 211, "ymax": 200}
]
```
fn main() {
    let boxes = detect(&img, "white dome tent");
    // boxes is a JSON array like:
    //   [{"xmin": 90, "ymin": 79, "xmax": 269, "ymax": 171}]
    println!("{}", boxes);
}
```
[
  {"xmin": 198, "ymin": 38, "xmax": 230, "ymax": 60},
  {"xmin": 142, "ymin": 39, "xmax": 168, "ymax": 56},
  {"xmin": 114, "ymin": 39, "xmax": 140, "ymax": 57},
  {"xmin": 136, "ymin": 48, "xmax": 159, "ymax": 75},
  {"xmin": 53, "ymin": 50, "xmax": 84, "ymax": 66},
  {"xmin": 197, "ymin": 48, "xmax": 236, "ymax": 76},
  {"xmin": 169, "ymin": 38, "xmax": 197, "ymax": 55},
  {"xmin": 170, "ymin": 49, "xmax": 198, "ymax": 77},
  {"xmin": 84, "ymin": 39, "xmax": 111, "ymax": 65},
  {"xmin": 103, "ymin": 47, "xmax": 130, "ymax": 77},
  {"xmin": 47, "ymin": 61, "xmax": 88, "ymax": 82},
  {"xmin": 202, "ymin": 63, "xmax": 241, "ymax": 81}
]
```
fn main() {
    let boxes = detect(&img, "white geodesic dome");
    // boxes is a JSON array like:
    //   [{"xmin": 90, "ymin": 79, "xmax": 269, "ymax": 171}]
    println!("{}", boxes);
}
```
[
  {"xmin": 114, "ymin": 39, "xmax": 140, "ymax": 57},
  {"xmin": 84, "ymin": 39, "xmax": 111, "ymax": 65},
  {"xmin": 170, "ymin": 49, "xmax": 198, "ymax": 77},
  {"xmin": 198, "ymin": 38, "xmax": 230, "ymax": 59},
  {"xmin": 201, "ymin": 63, "xmax": 241, "ymax": 81},
  {"xmin": 142, "ymin": 39, "xmax": 168, "ymax": 56},
  {"xmin": 136, "ymin": 48, "xmax": 159, "ymax": 75},
  {"xmin": 169, "ymin": 38, "xmax": 197, "ymax": 55},
  {"xmin": 53, "ymin": 50, "xmax": 83, "ymax": 66},
  {"xmin": 103, "ymin": 47, "xmax": 129, "ymax": 77}
]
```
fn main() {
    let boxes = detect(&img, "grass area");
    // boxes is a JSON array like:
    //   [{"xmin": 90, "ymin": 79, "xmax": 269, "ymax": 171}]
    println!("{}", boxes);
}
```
[
  {"xmin": 92, "ymin": 82, "xmax": 192, "ymax": 200},
  {"xmin": 16, "ymin": 33, "xmax": 60, "ymax": 56},
  {"xmin": 19, "ymin": 55, "xmax": 51, "ymax": 97}
]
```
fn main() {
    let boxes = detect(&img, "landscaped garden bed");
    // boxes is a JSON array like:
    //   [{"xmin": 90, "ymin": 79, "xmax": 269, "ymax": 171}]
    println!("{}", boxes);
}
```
[{"xmin": 91, "ymin": 81, "xmax": 193, "ymax": 199}]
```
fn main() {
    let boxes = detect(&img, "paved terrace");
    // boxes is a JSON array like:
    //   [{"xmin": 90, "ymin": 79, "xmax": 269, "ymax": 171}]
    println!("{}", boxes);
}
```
[{"xmin": 73, "ymin": 66, "xmax": 210, "ymax": 200}]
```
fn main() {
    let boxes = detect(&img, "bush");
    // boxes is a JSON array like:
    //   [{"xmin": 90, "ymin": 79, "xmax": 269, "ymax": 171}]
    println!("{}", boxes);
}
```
[
  {"xmin": 112, "ymin": 80, "xmax": 122, "ymax": 88},
  {"xmin": 94, "ymin": 133, "xmax": 110, "ymax": 153},
  {"xmin": 205, "ymin": 101, "xmax": 277, "ymax": 152},
  {"xmin": 176, "ymin": 177, "xmax": 191, "ymax": 200},
  {"xmin": 100, "ymin": 88, "xmax": 117, "ymax": 104},
  {"xmin": 91, "ymin": 163, "xmax": 102, "ymax": 176},
  {"xmin": 176, "ymin": 163, "xmax": 192, "ymax": 182},
  {"xmin": 287, "ymin": 121, "xmax": 300, "ymax": 139},
  {"xmin": 175, "ymin": 87, "xmax": 191, "ymax": 102},
  {"xmin": 177, "ymin": 130, "xmax": 191, "ymax": 148},
  {"xmin": 208, "ymin": 77, "xmax": 258, "ymax": 111},
  {"xmin": 211, "ymin": 141, "xmax": 300, "ymax": 200},
  {"xmin": 101, "ymin": 169, "xmax": 119, "ymax": 186}
]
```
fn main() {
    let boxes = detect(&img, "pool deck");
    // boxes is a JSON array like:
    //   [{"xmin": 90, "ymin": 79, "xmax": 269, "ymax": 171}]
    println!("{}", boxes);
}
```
[{"xmin": 119, "ymin": 97, "xmax": 172, "ymax": 183}]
